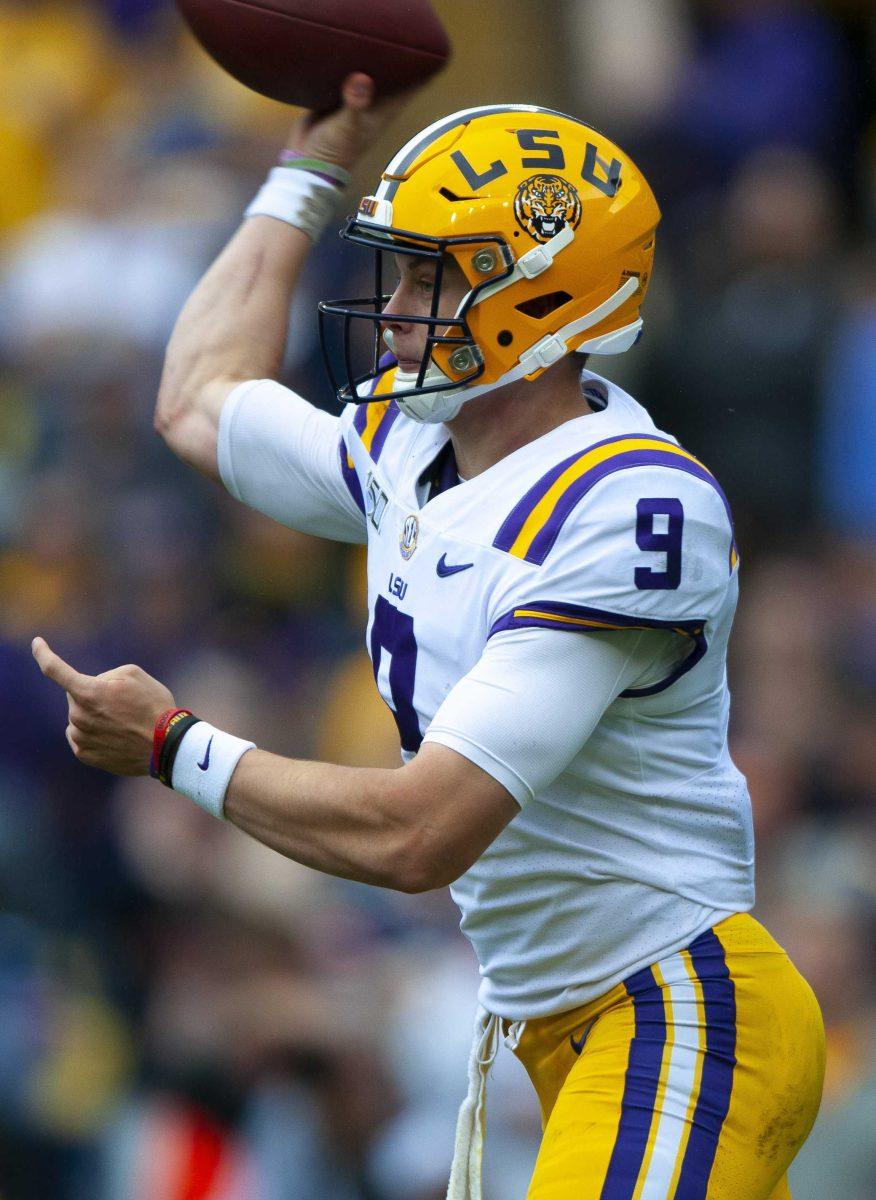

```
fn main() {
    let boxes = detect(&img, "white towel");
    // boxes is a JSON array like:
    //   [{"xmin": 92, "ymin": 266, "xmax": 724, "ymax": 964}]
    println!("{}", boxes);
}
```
[{"xmin": 445, "ymin": 1008, "xmax": 528, "ymax": 1199}]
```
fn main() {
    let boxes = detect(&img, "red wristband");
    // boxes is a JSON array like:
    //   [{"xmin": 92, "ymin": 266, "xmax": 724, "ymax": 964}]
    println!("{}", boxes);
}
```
[{"xmin": 150, "ymin": 707, "xmax": 194, "ymax": 782}]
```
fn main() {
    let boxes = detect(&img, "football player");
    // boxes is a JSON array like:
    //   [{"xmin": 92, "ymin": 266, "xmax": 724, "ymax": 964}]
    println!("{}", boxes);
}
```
[{"xmin": 34, "ymin": 75, "xmax": 825, "ymax": 1199}]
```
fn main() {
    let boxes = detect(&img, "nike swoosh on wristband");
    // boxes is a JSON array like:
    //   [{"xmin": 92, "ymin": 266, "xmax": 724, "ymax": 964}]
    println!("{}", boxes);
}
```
[
  {"xmin": 197, "ymin": 736, "xmax": 214, "ymax": 772},
  {"xmin": 436, "ymin": 554, "xmax": 474, "ymax": 577}
]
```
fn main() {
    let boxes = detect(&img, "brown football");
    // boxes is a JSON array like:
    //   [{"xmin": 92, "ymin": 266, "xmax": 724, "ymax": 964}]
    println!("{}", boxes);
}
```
[{"xmin": 176, "ymin": 0, "xmax": 451, "ymax": 110}]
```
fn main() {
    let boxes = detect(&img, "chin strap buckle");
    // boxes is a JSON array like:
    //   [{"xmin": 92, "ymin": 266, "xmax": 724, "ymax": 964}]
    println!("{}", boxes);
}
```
[
  {"xmin": 516, "ymin": 225, "xmax": 575, "ymax": 280},
  {"xmin": 519, "ymin": 332, "xmax": 568, "ymax": 372}
]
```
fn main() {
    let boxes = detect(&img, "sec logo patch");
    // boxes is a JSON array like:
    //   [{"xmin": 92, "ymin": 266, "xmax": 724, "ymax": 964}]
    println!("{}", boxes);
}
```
[{"xmin": 399, "ymin": 514, "xmax": 419, "ymax": 560}]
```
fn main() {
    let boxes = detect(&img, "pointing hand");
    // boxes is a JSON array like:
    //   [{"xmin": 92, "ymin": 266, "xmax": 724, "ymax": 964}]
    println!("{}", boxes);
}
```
[{"xmin": 32, "ymin": 637, "xmax": 175, "ymax": 776}]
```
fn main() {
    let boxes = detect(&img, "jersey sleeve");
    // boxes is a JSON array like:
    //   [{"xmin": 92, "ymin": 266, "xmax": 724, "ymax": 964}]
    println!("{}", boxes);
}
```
[
  {"xmin": 487, "ymin": 464, "xmax": 738, "ymax": 695},
  {"xmin": 218, "ymin": 379, "xmax": 366, "ymax": 543},
  {"xmin": 424, "ymin": 626, "xmax": 668, "ymax": 806}
]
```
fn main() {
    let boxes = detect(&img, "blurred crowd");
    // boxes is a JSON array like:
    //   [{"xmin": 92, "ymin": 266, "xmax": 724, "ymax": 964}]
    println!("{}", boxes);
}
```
[{"xmin": 1, "ymin": 0, "xmax": 875, "ymax": 1197}]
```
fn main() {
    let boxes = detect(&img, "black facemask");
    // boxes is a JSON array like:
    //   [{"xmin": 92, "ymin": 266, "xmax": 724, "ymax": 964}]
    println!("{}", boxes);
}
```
[{"xmin": 317, "ymin": 217, "xmax": 514, "ymax": 406}]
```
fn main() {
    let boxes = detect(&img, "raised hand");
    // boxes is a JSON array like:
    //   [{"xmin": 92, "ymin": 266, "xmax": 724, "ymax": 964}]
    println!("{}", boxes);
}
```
[
  {"xmin": 32, "ymin": 637, "xmax": 175, "ymax": 776},
  {"xmin": 285, "ymin": 71, "xmax": 410, "ymax": 171}
]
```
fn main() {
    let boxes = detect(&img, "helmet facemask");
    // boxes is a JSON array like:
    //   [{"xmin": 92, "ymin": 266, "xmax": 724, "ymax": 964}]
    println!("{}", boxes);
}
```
[{"xmin": 318, "ymin": 218, "xmax": 515, "ymax": 424}]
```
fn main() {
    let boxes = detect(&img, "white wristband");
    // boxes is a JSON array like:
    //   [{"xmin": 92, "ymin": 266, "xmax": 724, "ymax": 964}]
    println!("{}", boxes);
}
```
[
  {"xmin": 245, "ymin": 166, "xmax": 344, "ymax": 243},
  {"xmin": 171, "ymin": 721, "xmax": 256, "ymax": 820}
]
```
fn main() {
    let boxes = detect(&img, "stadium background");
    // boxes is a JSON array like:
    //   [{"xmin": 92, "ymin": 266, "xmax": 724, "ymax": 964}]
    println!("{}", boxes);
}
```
[{"xmin": 2, "ymin": 0, "xmax": 875, "ymax": 1196}]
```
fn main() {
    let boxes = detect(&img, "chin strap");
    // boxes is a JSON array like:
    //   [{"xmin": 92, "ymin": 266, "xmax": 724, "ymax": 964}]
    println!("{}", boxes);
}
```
[
  {"xmin": 448, "ymin": 272, "xmax": 642, "ymax": 407},
  {"xmin": 387, "ymin": 274, "xmax": 642, "ymax": 423},
  {"xmin": 516, "ymin": 275, "xmax": 643, "ymax": 369}
]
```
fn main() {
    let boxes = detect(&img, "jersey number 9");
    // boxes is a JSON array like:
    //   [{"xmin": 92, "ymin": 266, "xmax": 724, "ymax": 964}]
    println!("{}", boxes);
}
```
[{"xmin": 634, "ymin": 498, "xmax": 683, "ymax": 590}]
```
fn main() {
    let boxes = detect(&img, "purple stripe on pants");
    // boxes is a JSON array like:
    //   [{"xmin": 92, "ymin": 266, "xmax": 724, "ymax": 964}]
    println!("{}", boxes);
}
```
[
  {"xmin": 674, "ymin": 929, "xmax": 737, "ymax": 1199},
  {"xmin": 600, "ymin": 965, "xmax": 668, "ymax": 1200}
]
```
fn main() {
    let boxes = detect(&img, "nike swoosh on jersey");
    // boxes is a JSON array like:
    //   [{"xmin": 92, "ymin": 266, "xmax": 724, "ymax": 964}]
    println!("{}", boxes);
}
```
[
  {"xmin": 197, "ymin": 736, "xmax": 214, "ymax": 772},
  {"xmin": 436, "ymin": 554, "xmax": 474, "ymax": 577}
]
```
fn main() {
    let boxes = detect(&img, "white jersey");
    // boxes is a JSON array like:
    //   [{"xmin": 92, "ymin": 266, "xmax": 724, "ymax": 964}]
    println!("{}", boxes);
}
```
[{"xmin": 219, "ymin": 369, "xmax": 754, "ymax": 1019}]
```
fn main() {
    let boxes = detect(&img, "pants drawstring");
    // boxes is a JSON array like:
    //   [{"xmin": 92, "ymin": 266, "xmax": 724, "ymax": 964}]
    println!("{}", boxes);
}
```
[{"xmin": 503, "ymin": 1018, "xmax": 527, "ymax": 1052}]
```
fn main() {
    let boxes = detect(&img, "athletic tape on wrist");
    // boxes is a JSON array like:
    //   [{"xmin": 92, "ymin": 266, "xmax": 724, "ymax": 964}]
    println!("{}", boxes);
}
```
[
  {"xmin": 171, "ymin": 721, "xmax": 256, "ymax": 820},
  {"xmin": 245, "ymin": 165, "xmax": 345, "ymax": 242}
]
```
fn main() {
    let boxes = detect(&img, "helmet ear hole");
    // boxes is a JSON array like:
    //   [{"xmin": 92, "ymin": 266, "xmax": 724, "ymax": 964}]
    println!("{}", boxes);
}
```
[
  {"xmin": 497, "ymin": 330, "xmax": 513, "ymax": 346},
  {"xmin": 515, "ymin": 290, "xmax": 573, "ymax": 320}
]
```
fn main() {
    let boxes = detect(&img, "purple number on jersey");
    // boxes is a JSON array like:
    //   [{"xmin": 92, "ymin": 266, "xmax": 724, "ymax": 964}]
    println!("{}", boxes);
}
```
[
  {"xmin": 370, "ymin": 595, "xmax": 422, "ymax": 752},
  {"xmin": 634, "ymin": 498, "xmax": 684, "ymax": 590}
]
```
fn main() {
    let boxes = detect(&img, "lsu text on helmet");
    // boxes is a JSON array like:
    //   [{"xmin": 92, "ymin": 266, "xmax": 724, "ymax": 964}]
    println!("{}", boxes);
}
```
[{"xmin": 318, "ymin": 104, "xmax": 661, "ymax": 424}]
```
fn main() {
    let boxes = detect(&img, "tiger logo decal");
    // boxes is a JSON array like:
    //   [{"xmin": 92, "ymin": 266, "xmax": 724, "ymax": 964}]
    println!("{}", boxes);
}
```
[{"xmin": 514, "ymin": 174, "xmax": 583, "ymax": 244}]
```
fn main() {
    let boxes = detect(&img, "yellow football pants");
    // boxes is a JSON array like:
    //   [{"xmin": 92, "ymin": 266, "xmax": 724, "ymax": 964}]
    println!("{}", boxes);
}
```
[{"xmin": 511, "ymin": 914, "xmax": 825, "ymax": 1200}]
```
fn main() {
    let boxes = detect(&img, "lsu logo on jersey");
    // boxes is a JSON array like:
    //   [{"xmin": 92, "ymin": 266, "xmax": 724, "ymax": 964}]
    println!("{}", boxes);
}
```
[{"xmin": 514, "ymin": 174, "xmax": 582, "ymax": 244}]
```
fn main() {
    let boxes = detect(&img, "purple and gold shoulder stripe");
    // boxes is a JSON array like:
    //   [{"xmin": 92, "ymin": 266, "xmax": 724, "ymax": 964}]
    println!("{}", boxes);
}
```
[
  {"xmin": 352, "ymin": 372, "xmax": 401, "ymax": 463},
  {"xmin": 339, "ymin": 381, "xmax": 401, "ymax": 511},
  {"xmin": 338, "ymin": 437, "xmax": 365, "ymax": 513},
  {"xmin": 493, "ymin": 434, "xmax": 738, "ymax": 571}
]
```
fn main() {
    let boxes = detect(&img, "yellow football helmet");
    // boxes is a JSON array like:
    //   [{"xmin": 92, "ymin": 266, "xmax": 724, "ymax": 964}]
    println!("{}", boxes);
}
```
[{"xmin": 318, "ymin": 104, "xmax": 661, "ymax": 423}]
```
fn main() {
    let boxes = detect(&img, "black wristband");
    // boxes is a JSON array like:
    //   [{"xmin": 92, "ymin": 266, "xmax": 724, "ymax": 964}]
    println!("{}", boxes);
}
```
[{"xmin": 158, "ymin": 713, "xmax": 200, "ymax": 787}]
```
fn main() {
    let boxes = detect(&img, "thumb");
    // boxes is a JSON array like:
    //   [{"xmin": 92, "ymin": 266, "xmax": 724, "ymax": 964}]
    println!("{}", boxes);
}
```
[
  {"xmin": 32, "ymin": 637, "xmax": 94, "ymax": 699},
  {"xmin": 340, "ymin": 72, "xmax": 376, "ymax": 113}
]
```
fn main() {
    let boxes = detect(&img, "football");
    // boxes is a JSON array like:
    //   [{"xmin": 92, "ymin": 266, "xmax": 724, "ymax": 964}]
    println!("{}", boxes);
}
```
[{"xmin": 176, "ymin": 0, "xmax": 451, "ymax": 111}]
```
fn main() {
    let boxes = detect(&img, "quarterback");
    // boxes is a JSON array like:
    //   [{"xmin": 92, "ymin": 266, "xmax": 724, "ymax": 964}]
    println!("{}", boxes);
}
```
[{"xmin": 34, "ymin": 76, "xmax": 825, "ymax": 1198}]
